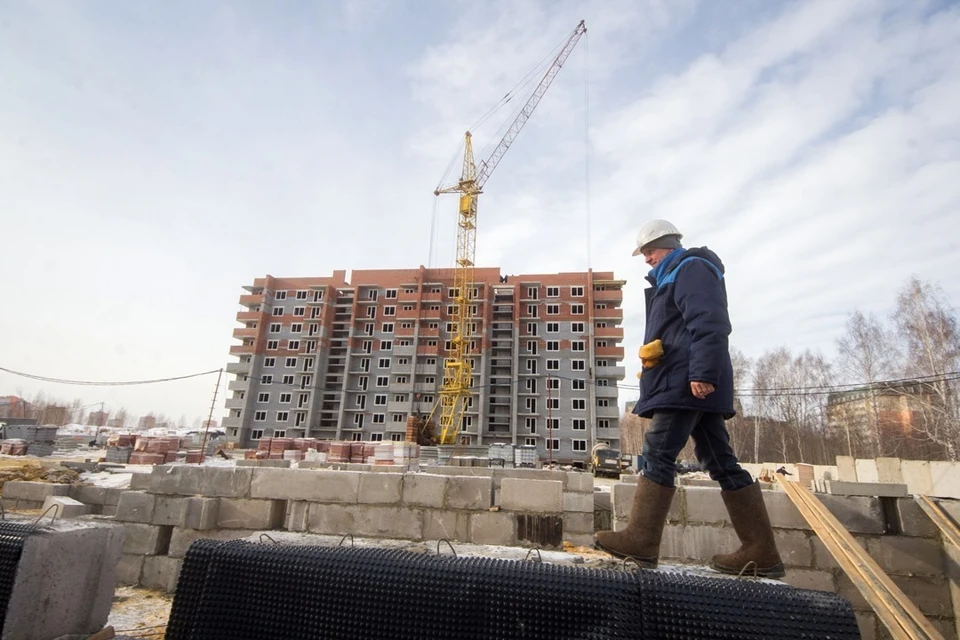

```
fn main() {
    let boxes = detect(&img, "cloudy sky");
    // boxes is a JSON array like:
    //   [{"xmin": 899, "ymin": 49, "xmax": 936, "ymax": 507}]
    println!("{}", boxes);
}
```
[{"xmin": 1, "ymin": 0, "xmax": 958, "ymax": 425}]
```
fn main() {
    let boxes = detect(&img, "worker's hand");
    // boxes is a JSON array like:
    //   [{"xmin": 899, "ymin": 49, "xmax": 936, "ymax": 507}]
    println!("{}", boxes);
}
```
[{"xmin": 690, "ymin": 381, "xmax": 715, "ymax": 399}]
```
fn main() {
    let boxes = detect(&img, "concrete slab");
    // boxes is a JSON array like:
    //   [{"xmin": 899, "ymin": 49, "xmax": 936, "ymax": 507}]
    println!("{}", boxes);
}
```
[
  {"xmin": 930, "ymin": 461, "xmax": 960, "ymax": 499},
  {"xmin": 902, "ymin": 460, "xmax": 934, "ymax": 496},
  {"xmin": 855, "ymin": 459, "xmax": 879, "ymax": 484},
  {"xmin": 876, "ymin": 457, "xmax": 903, "ymax": 484},
  {"xmin": 500, "ymin": 478, "xmax": 562, "ymax": 513},
  {"xmin": 41, "ymin": 495, "xmax": 91, "ymax": 519},
  {"xmin": 825, "ymin": 481, "xmax": 909, "ymax": 498},
  {"xmin": 2, "ymin": 481, "xmax": 70, "ymax": 502},
  {"xmin": 836, "ymin": 456, "xmax": 857, "ymax": 482}
]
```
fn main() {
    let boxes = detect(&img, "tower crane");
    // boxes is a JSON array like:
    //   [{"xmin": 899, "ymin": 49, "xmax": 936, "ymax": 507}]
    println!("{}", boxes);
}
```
[{"xmin": 421, "ymin": 20, "xmax": 587, "ymax": 445}]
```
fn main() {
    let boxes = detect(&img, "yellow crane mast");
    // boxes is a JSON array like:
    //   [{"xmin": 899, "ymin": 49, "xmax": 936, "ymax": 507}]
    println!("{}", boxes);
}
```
[{"xmin": 424, "ymin": 20, "xmax": 587, "ymax": 445}]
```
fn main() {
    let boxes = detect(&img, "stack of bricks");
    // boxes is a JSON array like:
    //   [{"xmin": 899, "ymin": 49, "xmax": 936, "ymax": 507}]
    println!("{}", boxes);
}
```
[
  {"xmin": 610, "ymin": 483, "xmax": 959, "ymax": 640},
  {"xmin": 129, "ymin": 436, "xmax": 183, "ymax": 465}
]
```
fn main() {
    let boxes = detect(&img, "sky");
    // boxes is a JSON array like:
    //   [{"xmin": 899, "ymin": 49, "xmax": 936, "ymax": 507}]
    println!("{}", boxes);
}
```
[{"xmin": 1, "ymin": 0, "xmax": 959, "ymax": 425}]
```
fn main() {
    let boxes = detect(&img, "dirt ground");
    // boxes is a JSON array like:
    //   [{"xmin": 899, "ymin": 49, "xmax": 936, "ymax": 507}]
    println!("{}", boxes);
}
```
[{"xmin": 107, "ymin": 587, "xmax": 172, "ymax": 639}]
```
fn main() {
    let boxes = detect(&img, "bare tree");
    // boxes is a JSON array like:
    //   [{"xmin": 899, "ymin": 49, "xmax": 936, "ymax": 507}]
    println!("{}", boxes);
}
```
[
  {"xmin": 836, "ymin": 310, "xmax": 898, "ymax": 457},
  {"xmin": 892, "ymin": 277, "xmax": 960, "ymax": 458},
  {"xmin": 113, "ymin": 407, "xmax": 129, "ymax": 429},
  {"xmin": 68, "ymin": 398, "xmax": 87, "ymax": 426},
  {"xmin": 727, "ymin": 347, "xmax": 753, "ymax": 458}
]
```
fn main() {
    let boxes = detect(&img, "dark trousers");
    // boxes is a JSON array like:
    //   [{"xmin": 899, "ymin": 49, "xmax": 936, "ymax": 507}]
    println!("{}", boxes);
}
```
[{"xmin": 640, "ymin": 410, "xmax": 753, "ymax": 491}]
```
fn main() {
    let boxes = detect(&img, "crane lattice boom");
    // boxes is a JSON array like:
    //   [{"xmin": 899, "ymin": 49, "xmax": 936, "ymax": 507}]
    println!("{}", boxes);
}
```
[{"xmin": 425, "ymin": 20, "xmax": 586, "ymax": 446}]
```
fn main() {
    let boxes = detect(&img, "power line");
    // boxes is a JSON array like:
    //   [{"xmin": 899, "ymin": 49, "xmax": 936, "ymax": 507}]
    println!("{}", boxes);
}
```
[{"xmin": 0, "ymin": 366, "xmax": 221, "ymax": 387}]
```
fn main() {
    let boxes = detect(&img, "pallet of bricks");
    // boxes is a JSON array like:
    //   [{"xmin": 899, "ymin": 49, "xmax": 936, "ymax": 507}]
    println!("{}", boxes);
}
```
[
  {"xmin": 1, "ymin": 425, "xmax": 58, "ymax": 457},
  {"xmin": 247, "ymin": 437, "xmax": 322, "ymax": 462},
  {"xmin": 105, "ymin": 434, "xmax": 136, "ymax": 463},
  {"xmin": 326, "ymin": 441, "xmax": 419, "ymax": 465},
  {"xmin": 128, "ymin": 436, "xmax": 184, "ymax": 465}
]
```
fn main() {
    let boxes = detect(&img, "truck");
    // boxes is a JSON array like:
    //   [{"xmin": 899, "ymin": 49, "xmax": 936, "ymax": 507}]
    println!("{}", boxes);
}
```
[{"xmin": 590, "ymin": 443, "xmax": 634, "ymax": 478}]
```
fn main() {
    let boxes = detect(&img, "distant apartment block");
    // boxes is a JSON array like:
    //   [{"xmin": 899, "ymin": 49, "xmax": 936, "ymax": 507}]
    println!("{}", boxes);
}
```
[{"xmin": 223, "ymin": 267, "xmax": 626, "ymax": 464}]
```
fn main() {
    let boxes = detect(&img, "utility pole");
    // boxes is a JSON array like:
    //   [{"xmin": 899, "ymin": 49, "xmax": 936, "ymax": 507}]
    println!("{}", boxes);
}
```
[{"xmin": 199, "ymin": 369, "xmax": 223, "ymax": 463}]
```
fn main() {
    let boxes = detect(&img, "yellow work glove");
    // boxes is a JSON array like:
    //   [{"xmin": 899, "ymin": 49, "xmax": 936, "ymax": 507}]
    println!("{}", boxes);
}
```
[{"xmin": 636, "ymin": 339, "xmax": 664, "ymax": 378}]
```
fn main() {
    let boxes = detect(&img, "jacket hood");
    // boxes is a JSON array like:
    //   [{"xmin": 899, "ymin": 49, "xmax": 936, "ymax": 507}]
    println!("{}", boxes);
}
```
[{"xmin": 683, "ymin": 246, "xmax": 725, "ymax": 275}]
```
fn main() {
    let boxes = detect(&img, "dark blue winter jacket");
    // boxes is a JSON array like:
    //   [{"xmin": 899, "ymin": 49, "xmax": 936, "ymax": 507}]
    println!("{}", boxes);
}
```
[{"xmin": 632, "ymin": 247, "xmax": 736, "ymax": 419}]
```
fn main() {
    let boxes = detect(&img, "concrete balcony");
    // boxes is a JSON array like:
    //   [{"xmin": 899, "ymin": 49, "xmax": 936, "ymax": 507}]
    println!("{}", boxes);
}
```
[
  {"xmin": 225, "ymin": 397, "xmax": 246, "ymax": 410},
  {"xmin": 593, "ymin": 289, "xmax": 623, "ymax": 303},
  {"xmin": 595, "ymin": 385, "xmax": 619, "ymax": 399},
  {"xmin": 596, "ymin": 346, "xmax": 625, "ymax": 359},
  {"xmin": 221, "ymin": 415, "xmax": 241, "ymax": 428},
  {"xmin": 239, "ymin": 293, "xmax": 264, "ymax": 308},
  {"xmin": 236, "ymin": 311, "xmax": 261, "ymax": 323},
  {"xmin": 228, "ymin": 379, "xmax": 249, "ymax": 392},
  {"xmin": 393, "ymin": 345, "xmax": 415, "ymax": 357},
  {"xmin": 595, "ymin": 405, "xmax": 620, "ymax": 419},
  {"xmin": 391, "ymin": 382, "xmax": 414, "ymax": 393},
  {"xmin": 233, "ymin": 327, "xmax": 258, "ymax": 340},
  {"xmin": 387, "ymin": 401, "xmax": 409, "ymax": 414},
  {"xmin": 594, "ymin": 325, "xmax": 624, "ymax": 340},
  {"xmin": 593, "ymin": 307, "xmax": 623, "ymax": 321},
  {"xmin": 226, "ymin": 361, "xmax": 252, "ymax": 375},
  {"xmin": 595, "ymin": 365, "xmax": 626, "ymax": 379}
]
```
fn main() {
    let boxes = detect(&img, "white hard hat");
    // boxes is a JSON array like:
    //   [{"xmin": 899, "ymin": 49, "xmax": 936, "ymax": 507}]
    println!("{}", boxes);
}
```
[{"xmin": 632, "ymin": 219, "xmax": 683, "ymax": 256}]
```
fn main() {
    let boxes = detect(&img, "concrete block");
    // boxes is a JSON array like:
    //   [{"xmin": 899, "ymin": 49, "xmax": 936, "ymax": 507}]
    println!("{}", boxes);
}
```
[
  {"xmin": 116, "ymin": 553, "xmax": 144, "ymax": 585},
  {"xmin": 285, "ymin": 501, "xmax": 310, "ymax": 532},
  {"xmin": 677, "ymin": 525, "xmax": 741, "ymax": 563},
  {"xmin": 890, "ymin": 574, "xmax": 954, "ymax": 617},
  {"xmin": 835, "ymin": 573, "xmax": 871, "ymax": 611},
  {"xmin": 3, "ymin": 518, "xmax": 125, "ymax": 640},
  {"xmin": 402, "ymin": 473, "xmax": 446, "ymax": 508},
  {"xmin": 358, "ymin": 473, "xmax": 403, "ymax": 504},
  {"xmin": 931, "ymin": 461, "xmax": 960, "ymax": 499},
  {"xmin": 102, "ymin": 505, "xmax": 118, "ymax": 517},
  {"xmin": 565, "ymin": 533, "xmax": 595, "ymax": 548},
  {"xmin": 811, "ymin": 537, "xmax": 841, "ymax": 570},
  {"xmin": 836, "ymin": 456, "xmax": 857, "ymax": 482},
  {"xmin": 446, "ymin": 476, "xmax": 493, "ymax": 510},
  {"xmin": 781, "ymin": 568, "xmax": 835, "ymax": 592},
  {"xmin": 855, "ymin": 459, "xmax": 879, "ymax": 483},
  {"xmin": 563, "ymin": 512, "xmax": 594, "ymax": 535},
  {"xmin": 897, "ymin": 498, "xmax": 938, "ymax": 537},
  {"xmin": 307, "ymin": 504, "xmax": 423, "ymax": 539},
  {"xmin": 564, "ymin": 471, "xmax": 593, "ymax": 493},
  {"xmin": 901, "ymin": 460, "xmax": 934, "ymax": 496},
  {"xmin": 217, "ymin": 498, "xmax": 285, "ymax": 529},
  {"xmin": 152, "ymin": 495, "xmax": 189, "ymax": 526},
  {"xmin": 42, "ymin": 495, "xmax": 91, "ymax": 518},
  {"xmin": 141, "ymin": 555, "xmax": 183, "ymax": 593},
  {"xmin": 563, "ymin": 492, "xmax": 594, "ymax": 513},
  {"xmin": 825, "ymin": 481, "xmax": 908, "ymax": 497},
  {"xmin": 115, "ymin": 491, "xmax": 156, "ymax": 523},
  {"xmin": 71, "ymin": 485, "xmax": 107, "ymax": 505},
  {"xmin": 104, "ymin": 488, "xmax": 122, "ymax": 506},
  {"xmin": 250, "ymin": 468, "xmax": 360, "ymax": 502},
  {"xmin": 423, "ymin": 510, "xmax": 469, "ymax": 542},
  {"xmin": 876, "ymin": 457, "xmax": 903, "ymax": 484},
  {"xmin": 866, "ymin": 536, "xmax": 945, "ymax": 576},
  {"xmin": 658, "ymin": 524, "xmax": 686, "ymax": 559},
  {"xmin": 0, "ymin": 498, "xmax": 16, "ymax": 511},
  {"xmin": 818, "ymin": 495, "xmax": 885, "ymax": 534},
  {"xmin": 168, "ymin": 528, "xmax": 258, "ymax": 559},
  {"xmin": 612, "ymin": 482, "xmax": 682, "ymax": 523},
  {"xmin": 15, "ymin": 500, "xmax": 43, "ymax": 510},
  {"xmin": 684, "ymin": 487, "xmax": 730, "ymax": 524},
  {"xmin": 150, "ymin": 465, "xmax": 204, "ymax": 495},
  {"xmin": 184, "ymin": 497, "xmax": 219, "ymax": 530},
  {"xmin": 129, "ymin": 472, "xmax": 152, "ymax": 491},
  {"xmin": 774, "ymin": 529, "xmax": 813, "ymax": 568},
  {"xmin": 813, "ymin": 465, "xmax": 839, "ymax": 481},
  {"xmin": 500, "ymin": 478, "xmax": 562, "ymax": 513},
  {"xmin": 202, "ymin": 467, "xmax": 254, "ymax": 498},
  {"xmin": 469, "ymin": 511, "xmax": 516, "ymax": 546},
  {"xmin": 855, "ymin": 612, "xmax": 877, "ymax": 640},
  {"xmin": 2, "ymin": 481, "xmax": 70, "ymax": 502},
  {"xmin": 493, "ymin": 468, "xmax": 565, "ymax": 491},
  {"xmin": 121, "ymin": 522, "xmax": 172, "ymax": 555}
]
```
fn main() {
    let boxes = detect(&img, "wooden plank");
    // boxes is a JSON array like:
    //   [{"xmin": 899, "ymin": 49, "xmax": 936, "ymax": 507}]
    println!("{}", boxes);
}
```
[
  {"xmin": 776, "ymin": 476, "xmax": 943, "ymax": 640},
  {"xmin": 915, "ymin": 495, "xmax": 960, "ymax": 549}
]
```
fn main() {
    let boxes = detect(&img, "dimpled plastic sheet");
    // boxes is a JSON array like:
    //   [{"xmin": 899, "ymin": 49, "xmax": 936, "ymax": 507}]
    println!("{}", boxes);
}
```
[
  {"xmin": 0, "ymin": 522, "xmax": 35, "ymax": 630},
  {"xmin": 167, "ymin": 540, "xmax": 859, "ymax": 640}
]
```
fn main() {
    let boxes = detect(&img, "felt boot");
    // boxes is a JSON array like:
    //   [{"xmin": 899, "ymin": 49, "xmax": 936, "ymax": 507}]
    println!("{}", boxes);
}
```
[
  {"xmin": 594, "ymin": 474, "xmax": 676, "ymax": 568},
  {"xmin": 710, "ymin": 481, "xmax": 785, "ymax": 578}
]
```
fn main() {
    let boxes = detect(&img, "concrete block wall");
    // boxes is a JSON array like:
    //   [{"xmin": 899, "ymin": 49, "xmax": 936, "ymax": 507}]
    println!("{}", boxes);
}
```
[
  {"xmin": 108, "ymin": 465, "xmax": 594, "ymax": 592},
  {"xmin": 611, "ymin": 483, "xmax": 959, "ymax": 639},
  {"xmin": 835, "ymin": 456, "xmax": 960, "ymax": 499}
]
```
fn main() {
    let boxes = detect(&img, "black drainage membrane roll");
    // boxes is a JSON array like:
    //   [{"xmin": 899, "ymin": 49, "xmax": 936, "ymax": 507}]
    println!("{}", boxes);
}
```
[
  {"xmin": 167, "ymin": 540, "xmax": 859, "ymax": 640},
  {"xmin": 0, "ymin": 522, "xmax": 36, "ymax": 630}
]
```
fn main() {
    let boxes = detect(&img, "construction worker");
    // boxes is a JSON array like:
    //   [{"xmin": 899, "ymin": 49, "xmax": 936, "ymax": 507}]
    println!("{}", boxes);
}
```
[{"xmin": 594, "ymin": 220, "xmax": 784, "ymax": 578}]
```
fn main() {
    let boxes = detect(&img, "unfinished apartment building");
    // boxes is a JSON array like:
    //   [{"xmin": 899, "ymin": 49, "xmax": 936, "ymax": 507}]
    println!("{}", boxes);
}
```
[{"xmin": 223, "ymin": 267, "xmax": 625, "ymax": 464}]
